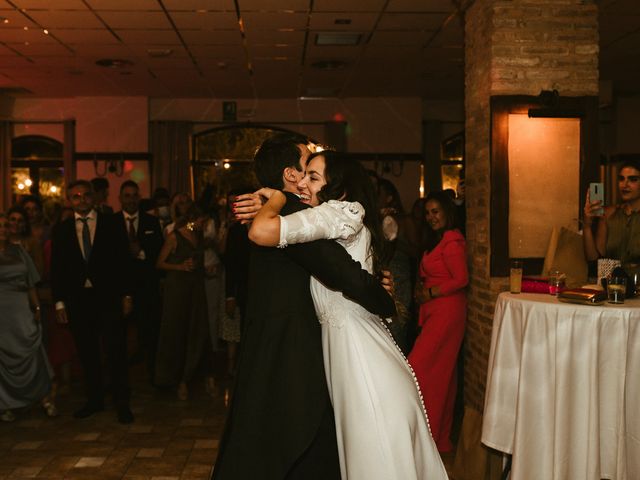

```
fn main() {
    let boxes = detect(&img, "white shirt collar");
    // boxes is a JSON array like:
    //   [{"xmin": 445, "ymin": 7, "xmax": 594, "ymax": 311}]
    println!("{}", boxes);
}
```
[
  {"xmin": 75, "ymin": 209, "xmax": 97, "ymax": 221},
  {"xmin": 123, "ymin": 211, "xmax": 139, "ymax": 220}
]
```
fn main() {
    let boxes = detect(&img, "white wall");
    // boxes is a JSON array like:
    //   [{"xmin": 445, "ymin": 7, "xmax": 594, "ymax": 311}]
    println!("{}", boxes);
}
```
[
  {"xmin": 150, "ymin": 97, "xmax": 423, "ymax": 153},
  {"xmin": 11, "ymin": 97, "xmax": 148, "ymax": 152},
  {"xmin": 7, "ymin": 95, "xmax": 463, "ymax": 213}
]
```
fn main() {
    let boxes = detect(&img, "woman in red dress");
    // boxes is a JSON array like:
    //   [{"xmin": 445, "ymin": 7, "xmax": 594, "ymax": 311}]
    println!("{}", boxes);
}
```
[{"xmin": 408, "ymin": 190, "xmax": 468, "ymax": 452}]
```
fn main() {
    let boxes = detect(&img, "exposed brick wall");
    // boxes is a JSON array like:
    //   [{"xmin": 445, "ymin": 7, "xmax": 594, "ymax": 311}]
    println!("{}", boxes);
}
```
[{"xmin": 463, "ymin": 0, "xmax": 598, "ymax": 413}]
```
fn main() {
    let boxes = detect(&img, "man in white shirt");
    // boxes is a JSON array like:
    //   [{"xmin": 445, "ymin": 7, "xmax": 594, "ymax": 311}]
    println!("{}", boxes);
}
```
[
  {"xmin": 51, "ymin": 179, "xmax": 134, "ymax": 424},
  {"xmin": 114, "ymin": 180, "xmax": 163, "ymax": 380}
]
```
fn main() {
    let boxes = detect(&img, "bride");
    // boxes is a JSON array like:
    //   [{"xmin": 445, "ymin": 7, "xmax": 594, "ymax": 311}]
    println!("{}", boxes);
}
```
[{"xmin": 248, "ymin": 151, "xmax": 448, "ymax": 480}]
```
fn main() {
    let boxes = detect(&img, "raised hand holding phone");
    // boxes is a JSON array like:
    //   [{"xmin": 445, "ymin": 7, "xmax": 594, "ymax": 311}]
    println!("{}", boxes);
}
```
[{"xmin": 587, "ymin": 182, "xmax": 605, "ymax": 218}]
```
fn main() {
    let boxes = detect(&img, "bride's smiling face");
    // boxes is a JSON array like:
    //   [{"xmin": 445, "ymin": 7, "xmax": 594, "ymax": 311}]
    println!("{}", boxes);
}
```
[{"xmin": 297, "ymin": 155, "xmax": 326, "ymax": 206}]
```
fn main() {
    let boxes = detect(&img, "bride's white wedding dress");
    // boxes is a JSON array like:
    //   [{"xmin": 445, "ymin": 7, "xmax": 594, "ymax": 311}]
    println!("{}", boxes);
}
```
[{"xmin": 279, "ymin": 200, "xmax": 448, "ymax": 480}]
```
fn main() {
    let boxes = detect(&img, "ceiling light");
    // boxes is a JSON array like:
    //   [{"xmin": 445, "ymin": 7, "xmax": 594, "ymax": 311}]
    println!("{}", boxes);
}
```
[
  {"xmin": 23, "ymin": 26, "xmax": 28, "ymax": 31},
  {"xmin": 147, "ymin": 48, "xmax": 172, "ymax": 58},
  {"xmin": 43, "ymin": 29, "xmax": 49, "ymax": 34},
  {"xmin": 0, "ymin": 17, "xmax": 8, "ymax": 24},
  {"xmin": 96, "ymin": 58, "xmax": 134, "ymax": 68},
  {"xmin": 315, "ymin": 32, "xmax": 361, "ymax": 46}
]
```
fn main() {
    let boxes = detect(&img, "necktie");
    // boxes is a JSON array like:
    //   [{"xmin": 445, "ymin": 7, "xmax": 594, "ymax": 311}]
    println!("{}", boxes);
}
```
[
  {"xmin": 79, "ymin": 217, "xmax": 92, "ymax": 262},
  {"xmin": 128, "ymin": 217, "xmax": 137, "ymax": 242}
]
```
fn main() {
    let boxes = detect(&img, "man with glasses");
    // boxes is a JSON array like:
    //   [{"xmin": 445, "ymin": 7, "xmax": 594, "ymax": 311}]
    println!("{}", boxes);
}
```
[{"xmin": 51, "ymin": 179, "xmax": 134, "ymax": 424}]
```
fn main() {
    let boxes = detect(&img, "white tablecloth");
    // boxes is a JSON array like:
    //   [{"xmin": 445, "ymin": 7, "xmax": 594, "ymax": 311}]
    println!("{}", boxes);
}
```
[{"xmin": 481, "ymin": 292, "xmax": 640, "ymax": 480}]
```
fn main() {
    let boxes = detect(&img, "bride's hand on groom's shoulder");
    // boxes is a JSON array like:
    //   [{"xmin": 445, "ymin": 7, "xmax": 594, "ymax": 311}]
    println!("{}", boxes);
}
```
[
  {"xmin": 381, "ymin": 270, "xmax": 395, "ymax": 297},
  {"xmin": 254, "ymin": 187, "xmax": 278, "ymax": 200},
  {"xmin": 233, "ymin": 191, "xmax": 267, "ymax": 223}
]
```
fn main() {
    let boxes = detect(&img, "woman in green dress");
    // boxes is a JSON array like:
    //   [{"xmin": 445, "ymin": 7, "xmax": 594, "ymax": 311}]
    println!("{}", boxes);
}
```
[{"xmin": 0, "ymin": 213, "xmax": 56, "ymax": 422}]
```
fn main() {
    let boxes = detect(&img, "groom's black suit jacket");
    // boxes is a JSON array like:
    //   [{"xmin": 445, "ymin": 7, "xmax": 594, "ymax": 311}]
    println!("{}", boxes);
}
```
[{"xmin": 213, "ymin": 192, "xmax": 396, "ymax": 480}]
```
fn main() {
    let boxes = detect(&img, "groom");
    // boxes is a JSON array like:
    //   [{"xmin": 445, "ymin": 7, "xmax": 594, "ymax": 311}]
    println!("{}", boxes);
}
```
[{"xmin": 212, "ymin": 134, "xmax": 396, "ymax": 479}]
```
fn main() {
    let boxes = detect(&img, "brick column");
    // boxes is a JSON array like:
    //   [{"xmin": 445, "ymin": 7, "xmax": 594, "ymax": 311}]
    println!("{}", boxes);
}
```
[{"xmin": 463, "ymin": 0, "xmax": 598, "ymax": 419}]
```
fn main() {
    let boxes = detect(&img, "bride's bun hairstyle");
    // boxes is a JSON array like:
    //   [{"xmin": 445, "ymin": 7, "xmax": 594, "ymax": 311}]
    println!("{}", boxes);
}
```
[{"xmin": 315, "ymin": 150, "xmax": 386, "ymax": 275}]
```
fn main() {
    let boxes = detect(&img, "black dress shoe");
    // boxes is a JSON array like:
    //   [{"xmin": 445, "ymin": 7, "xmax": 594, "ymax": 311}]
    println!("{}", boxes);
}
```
[
  {"xmin": 117, "ymin": 407, "xmax": 134, "ymax": 424},
  {"xmin": 73, "ymin": 403, "xmax": 104, "ymax": 419}
]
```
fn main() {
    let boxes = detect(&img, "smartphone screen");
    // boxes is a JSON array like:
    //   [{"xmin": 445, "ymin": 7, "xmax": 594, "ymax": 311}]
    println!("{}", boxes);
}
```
[{"xmin": 589, "ymin": 182, "xmax": 604, "ymax": 216}]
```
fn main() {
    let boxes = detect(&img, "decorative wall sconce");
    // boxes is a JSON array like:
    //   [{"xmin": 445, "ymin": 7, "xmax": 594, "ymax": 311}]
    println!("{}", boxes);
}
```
[
  {"xmin": 93, "ymin": 154, "xmax": 124, "ymax": 177},
  {"xmin": 527, "ymin": 90, "xmax": 584, "ymax": 118}
]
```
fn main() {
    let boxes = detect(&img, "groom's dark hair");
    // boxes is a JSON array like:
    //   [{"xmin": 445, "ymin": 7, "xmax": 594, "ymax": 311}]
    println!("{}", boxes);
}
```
[{"xmin": 254, "ymin": 132, "xmax": 309, "ymax": 189}]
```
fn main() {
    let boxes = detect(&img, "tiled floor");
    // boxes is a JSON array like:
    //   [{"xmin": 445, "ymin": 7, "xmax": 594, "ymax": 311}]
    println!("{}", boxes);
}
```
[
  {"xmin": 1, "ymin": 363, "xmax": 457, "ymax": 480},
  {"xmin": 0, "ymin": 365, "xmax": 229, "ymax": 480}
]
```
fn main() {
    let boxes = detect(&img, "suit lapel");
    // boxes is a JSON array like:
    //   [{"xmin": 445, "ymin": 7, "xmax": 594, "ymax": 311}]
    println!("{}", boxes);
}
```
[
  {"xmin": 115, "ymin": 211, "xmax": 126, "ymax": 233},
  {"xmin": 136, "ymin": 213, "xmax": 144, "ymax": 241},
  {"xmin": 90, "ymin": 213, "xmax": 103, "ymax": 262},
  {"xmin": 138, "ymin": 213, "xmax": 154, "ymax": 242},
  {"xmin": 65, "ymin": 217, "xmax": 84, "ymax": 263}
]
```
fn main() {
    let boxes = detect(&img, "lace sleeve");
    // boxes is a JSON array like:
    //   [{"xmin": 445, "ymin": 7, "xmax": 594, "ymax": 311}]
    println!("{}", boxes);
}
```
[{"xmin": 279, "ymin": 200, "xmax": 364, "ymax": 248}]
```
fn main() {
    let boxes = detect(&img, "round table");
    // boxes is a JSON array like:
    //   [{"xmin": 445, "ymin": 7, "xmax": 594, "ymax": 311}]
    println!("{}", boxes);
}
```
[{"xmin": 481, "ymin": 292, "xmax": 640, "ymax": 480}]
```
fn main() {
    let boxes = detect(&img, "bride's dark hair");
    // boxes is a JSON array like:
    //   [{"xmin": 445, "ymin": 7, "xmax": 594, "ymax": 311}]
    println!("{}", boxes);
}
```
[{"xmin": 313, "ymin": 150, "xmax": 385, "ymax": 276}]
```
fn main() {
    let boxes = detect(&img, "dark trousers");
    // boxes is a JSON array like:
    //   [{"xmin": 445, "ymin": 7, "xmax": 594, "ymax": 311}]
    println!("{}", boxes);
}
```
[
  {"xmin": 130, "ymin": 265, "xmax": 161, "ymax": 373},
  {"xmin": 285, "ymin": 406, "xmax": 341, "ymax": 480},
  {"xmin": 68, "ymin": 288, "xmax": 130, "ymax": 408}
]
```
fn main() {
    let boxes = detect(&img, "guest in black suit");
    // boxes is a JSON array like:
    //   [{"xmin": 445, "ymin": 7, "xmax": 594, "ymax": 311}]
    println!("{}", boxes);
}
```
[
  {"xmin": 114, "ymin": 180, "xmax": 163, "ymax": 377},
  {"xmin": 51, "ymin": 179, "xmax": 134, "ymax": 424},
  {"xmin": 212, "ymin": 134, "xmax": 396, "ymax": 480}
]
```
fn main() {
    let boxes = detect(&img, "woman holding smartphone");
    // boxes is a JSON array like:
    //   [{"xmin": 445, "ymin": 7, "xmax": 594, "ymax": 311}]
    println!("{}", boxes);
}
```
[{"xmin": 583, "ymin": 160, "xmax": 640, "ymax": 264}]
